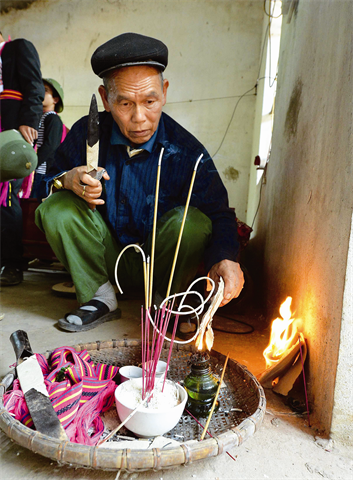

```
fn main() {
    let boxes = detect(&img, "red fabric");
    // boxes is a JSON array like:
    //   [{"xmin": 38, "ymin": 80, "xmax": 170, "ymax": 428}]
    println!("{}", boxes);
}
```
[
  {"xmin": 0, "ymin": 172, "xmax": 34, "ymax": 208},
  {"xmin": 0, "ymin": 182, "xmax": 9, "ymax": 206},
  {"xmin": 0, "ymin": 89, "xmax": 23, "ymax": 100},
  {"xmin": 3, "ymin": 348, "xmax": 119, "ymax": 445},
  {"xmin": 18, "ymin": 172, "xmax": 34, "ymax": 200}
]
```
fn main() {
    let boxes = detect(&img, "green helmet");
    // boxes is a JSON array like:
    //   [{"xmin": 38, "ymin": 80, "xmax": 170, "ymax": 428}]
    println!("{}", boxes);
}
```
[
  {"xmin": 0, "ymin": 129, "xmax": 38, "ymax": 182},
  {"xmin": 43, "ymin": 77, "xmax": 64, "ymax": 113}
]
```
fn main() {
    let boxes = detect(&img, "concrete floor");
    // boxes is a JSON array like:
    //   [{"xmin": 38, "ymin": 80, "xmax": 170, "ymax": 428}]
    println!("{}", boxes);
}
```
[{"xmin": 0, "ymin": 270, "xmax": 352, "ymax": 479}]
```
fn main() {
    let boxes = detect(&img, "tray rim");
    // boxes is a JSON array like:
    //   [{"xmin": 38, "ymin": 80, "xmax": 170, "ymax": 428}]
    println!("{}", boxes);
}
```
[{"xmin": 0, "ymin": 338, "xmax": 266, "ymax": 472}]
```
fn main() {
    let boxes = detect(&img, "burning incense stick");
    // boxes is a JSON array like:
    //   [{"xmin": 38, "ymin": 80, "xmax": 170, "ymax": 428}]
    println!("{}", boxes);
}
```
[
  {"xmin": 148, "ymin": 147, "xmax": 164, "ymax": 308},
  {"xmin": 298, "ymin": 335, "xmax": 311, "ymax": 427},
  {"xmin": 162, "ymin": 310, "xmax": 179, "ymax": 392},
  {"xmin": 166, "ymin": 153, "xmax": 203, "ymax": 298},
  {"xmin": 200, "ymin": 351, "xmax": 230, "ymax": 441},
  {"xmin": 140, "ymin": 297, "xmax": 178, "ymax": 400}
]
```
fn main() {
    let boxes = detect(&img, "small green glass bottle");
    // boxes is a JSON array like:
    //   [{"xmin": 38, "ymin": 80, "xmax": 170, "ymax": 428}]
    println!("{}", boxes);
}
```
[{"xmin": 184, "ymin": 353, "xmax": 219, "ymax": 418}]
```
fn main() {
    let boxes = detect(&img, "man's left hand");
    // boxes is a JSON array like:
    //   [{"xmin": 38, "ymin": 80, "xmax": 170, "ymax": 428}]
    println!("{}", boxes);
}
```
[{"xmin": 208, "ymin": 259, "xmax": 244, "ymax": 307}]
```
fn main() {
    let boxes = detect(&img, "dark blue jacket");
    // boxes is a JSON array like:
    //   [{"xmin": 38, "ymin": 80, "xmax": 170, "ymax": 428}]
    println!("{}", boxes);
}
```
[{"xmin": 45, "ymin": 111, "xmax": 239, "ymax": 272}]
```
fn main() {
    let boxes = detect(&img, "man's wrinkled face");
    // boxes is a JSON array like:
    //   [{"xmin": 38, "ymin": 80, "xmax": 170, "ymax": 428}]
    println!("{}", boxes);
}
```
[{"xmin": 99, "ymin": 66, "xmax": 169, "ymax": 146}]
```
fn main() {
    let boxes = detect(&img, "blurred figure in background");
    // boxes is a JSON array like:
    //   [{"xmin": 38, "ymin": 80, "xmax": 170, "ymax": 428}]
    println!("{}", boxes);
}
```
[
  {"xmin": 0, "ymin": 31, "xmax": 44, "ymax": 286},
  {"xmin": 31, "ymin": 78, "xmax": 67, "ymax": 200}
]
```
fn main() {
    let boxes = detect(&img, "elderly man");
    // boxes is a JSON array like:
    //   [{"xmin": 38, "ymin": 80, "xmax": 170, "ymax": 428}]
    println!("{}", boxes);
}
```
[{"xmin": 35, "ymin": 33, "xmax": 244, "ymax": 333}]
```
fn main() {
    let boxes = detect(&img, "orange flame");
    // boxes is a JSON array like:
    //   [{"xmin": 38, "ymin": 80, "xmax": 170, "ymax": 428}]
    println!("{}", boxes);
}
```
[
  {"xmin": 195, "ymin": 329, "xmax": 213, "ymax": 352},
  {"xmin": 195, "ymin": 335, "xmax": 202, "ymax": 351},
  {"xmin": 263, "ymin": 296, "xmax": 298, "ymax": 368}
]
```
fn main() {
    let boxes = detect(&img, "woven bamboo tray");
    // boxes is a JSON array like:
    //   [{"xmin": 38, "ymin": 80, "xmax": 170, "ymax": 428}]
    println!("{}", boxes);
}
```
[{"xmin": 0, "ymin": 339, "xmax": 266, "ymax": 472}]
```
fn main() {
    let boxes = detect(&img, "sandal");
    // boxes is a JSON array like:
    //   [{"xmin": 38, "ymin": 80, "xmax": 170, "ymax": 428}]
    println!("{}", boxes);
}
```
[
  {"xmin": 167, "ymin": 314, "xmax": 199, "ymax": 341},
  {"xmin": 178, "ymin": 316, "xmax": 199, "ymax": 340},
  {"xmin": 58, "ymin": 299, "xmax": 121, "ymax": 332}
]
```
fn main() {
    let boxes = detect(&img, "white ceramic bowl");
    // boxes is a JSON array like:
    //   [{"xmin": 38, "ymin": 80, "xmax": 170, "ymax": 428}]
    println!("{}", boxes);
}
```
[
  {"xmin": 146, "ymin": 360, "xmax": 168, "ymax": 379},
  {"xmin": 115, "ymin": 378, "xmax": 187, "ymax": 437},
  {"xmin": 119, "ymin": 361, "xmax": 167, "ymax": 384},
  {"xmin": 119, "ymin": 365, "xmax": 143, "ymax": 383}
]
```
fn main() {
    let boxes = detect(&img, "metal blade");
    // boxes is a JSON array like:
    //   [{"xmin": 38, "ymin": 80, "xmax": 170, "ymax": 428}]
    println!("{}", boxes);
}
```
[
  {"xmin": 88, "ymin": 169, "xmax": 105, "ymax": 181},
  {"xmin": 25, "ymin": 389, "xmax": 68, "ymax": 440},
  {"xmin": 86, "ymin": 93, "xmax": 100, "ymax": 174},
  {"xmin": 10, "ymin": 331, "xmax": 68, "ymax": 440},
  {"xmin": 87, "ymin": 94, "xmax": 99, "ymax": 148}
]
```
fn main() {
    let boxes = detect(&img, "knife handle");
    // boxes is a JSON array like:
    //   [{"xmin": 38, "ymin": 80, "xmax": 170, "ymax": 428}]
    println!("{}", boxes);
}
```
[
  {"xmin": 79, "ymin": 169, "xmax": 105, "ymax": 186},
  {"xmin": 10, "ymin": 330, "xmax": 33, "ymax": 364}
]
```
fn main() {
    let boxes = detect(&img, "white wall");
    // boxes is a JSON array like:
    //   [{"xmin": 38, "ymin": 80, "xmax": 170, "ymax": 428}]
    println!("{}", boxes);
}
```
[
  {"xmin": 1, "ymin": 0, "xmax": 264, "ymax": 220},
  {"xmin": 331, "ymin": 212, "xmax": 353, "ymax": 446},
  {"xmin": 253, "ymin": 0, "xmax": 353, "ymax": 438}
]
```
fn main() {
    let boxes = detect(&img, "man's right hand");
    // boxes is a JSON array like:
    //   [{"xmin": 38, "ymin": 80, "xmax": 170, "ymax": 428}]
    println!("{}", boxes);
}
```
[
  {"xmin": 19, "ymin": 125, "xmax": 38, "ymax": 145},
  {"xmin": 62, "ymin": 166, "xmax": 110, "ymax": 210}
]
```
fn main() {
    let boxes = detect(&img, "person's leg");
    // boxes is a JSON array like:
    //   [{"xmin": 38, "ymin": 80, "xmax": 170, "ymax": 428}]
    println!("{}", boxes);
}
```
[
  {"xmin": 35, "ymin": 191, "xmax": 143, "ymax": 331},
  {"xmin": 36, "ymin": 191, "xmax": 112, "ymax": 303},
  {"xmin": 36, "ymin": 190, "xmax": 141, "ymax": 302},
  {"xmin": 0, "ymin": 179, "xmax": 24, "ymax": 285}
]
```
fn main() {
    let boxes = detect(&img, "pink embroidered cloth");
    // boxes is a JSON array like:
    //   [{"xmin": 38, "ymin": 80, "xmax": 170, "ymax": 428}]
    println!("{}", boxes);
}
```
[{"xmin": 3, "ymin": 346, "xmax": 119, "ymax": 445}]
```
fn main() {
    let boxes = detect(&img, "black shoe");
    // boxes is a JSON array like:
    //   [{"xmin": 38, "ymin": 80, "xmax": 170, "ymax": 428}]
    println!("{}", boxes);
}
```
[{"xmin": 0, "ymin": 266, "xmax": 23, "ymax": 286}]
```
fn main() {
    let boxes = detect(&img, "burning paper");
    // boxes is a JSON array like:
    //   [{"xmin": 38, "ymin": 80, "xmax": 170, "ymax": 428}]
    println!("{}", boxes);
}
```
[
  {"xmin": 195, "ymin": 278, "xmax": 224, "ymax": 351},
  {"xmin": 263, "ymin": 297, "xmax": 298, "ymax": 368},
  {"xmin": 259, "ymin": 296, "xmax": 307, "ymax": 396}
]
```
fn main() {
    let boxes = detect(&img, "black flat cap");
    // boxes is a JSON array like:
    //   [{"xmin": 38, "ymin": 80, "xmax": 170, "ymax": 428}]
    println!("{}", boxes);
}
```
[{"xmin": 91, "ymin": 32, "xmax": 168, "ymax": 77}]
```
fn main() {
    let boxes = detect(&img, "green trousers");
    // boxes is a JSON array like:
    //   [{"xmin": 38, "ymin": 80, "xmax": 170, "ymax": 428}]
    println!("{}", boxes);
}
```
[{"xmin": 35, "ymin": 191, "xmax": 212, "ymax": 304}]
